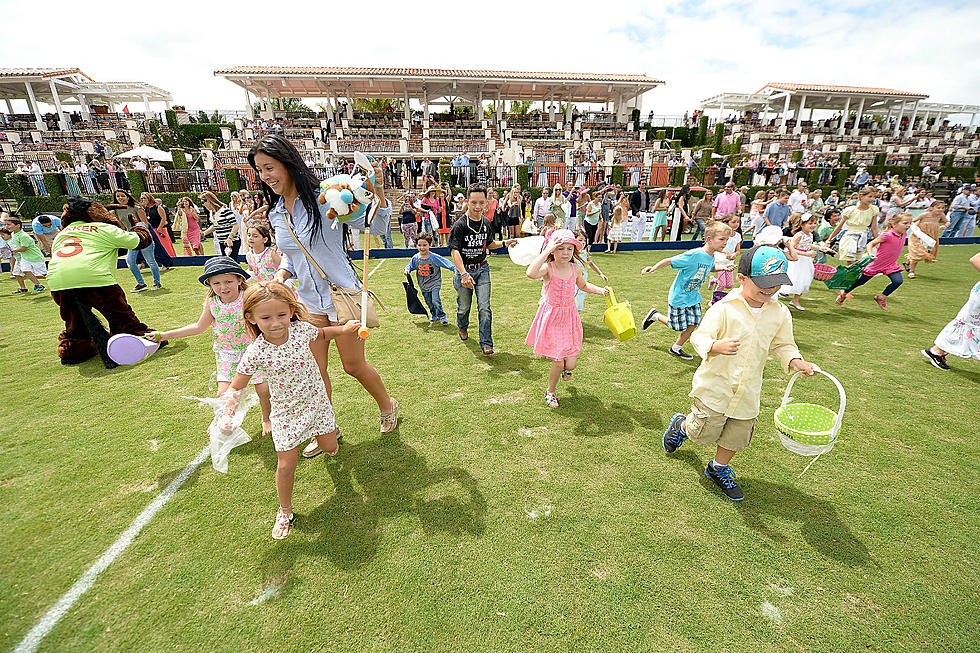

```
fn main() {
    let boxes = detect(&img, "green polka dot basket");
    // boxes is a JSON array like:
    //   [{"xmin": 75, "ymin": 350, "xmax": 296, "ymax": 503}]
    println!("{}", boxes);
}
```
[{"xmin": 774, "ymin": 369, "xmax": 846, "ymax": 457}]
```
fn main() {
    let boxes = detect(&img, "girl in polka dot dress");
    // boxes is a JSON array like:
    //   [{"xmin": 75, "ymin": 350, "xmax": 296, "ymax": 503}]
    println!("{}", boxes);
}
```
[{"xmin": 222, "ymin": 281, "xmax": 361, "ymax": 539}]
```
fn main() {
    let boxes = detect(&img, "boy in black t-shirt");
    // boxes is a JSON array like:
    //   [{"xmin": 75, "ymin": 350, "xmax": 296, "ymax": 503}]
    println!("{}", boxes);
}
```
[{"xmin": 448, "ymin": 184, "xmax": 518, "ymax": 355}]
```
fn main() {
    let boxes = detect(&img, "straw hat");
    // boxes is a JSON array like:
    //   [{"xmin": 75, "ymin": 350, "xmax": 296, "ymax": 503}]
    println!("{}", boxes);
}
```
[{"xmin": 424, "ymin": 186, "xmax": 444, "ymax": 196}]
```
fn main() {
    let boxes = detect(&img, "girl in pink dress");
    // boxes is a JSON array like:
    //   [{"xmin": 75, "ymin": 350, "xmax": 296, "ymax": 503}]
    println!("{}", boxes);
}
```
[
  {"xmin": 525, "ymin": 229, "xmax": 610, "ymax": 408},
  {"xmin": 224, "ymin": 281, "xmax": 361, "ymax": 539},
  {"xmin": 837, "ymin": 212, "xmax": 913, "ymax": 310}
]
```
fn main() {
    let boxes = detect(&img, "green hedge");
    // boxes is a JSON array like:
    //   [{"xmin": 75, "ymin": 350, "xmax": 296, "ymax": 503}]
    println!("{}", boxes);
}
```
[
  {"xmin": 54, "ymin": 151, "xmax": 74, "ymax": 165},
  {"xmin": 516, "ymin": 164, "xmax": 529, "ymax": 189},
  {"xmin": 873, "ymin": 153, "xmax": 886, "ymax": 167},
  {"xmin": 713, "ymin": 124, "xmax": 724, "ymax": 151},
  {"xmin": 126, "ymin": 171, "xmax": 146, "ymax": 197},
  {"xmin": 697, "ymin": 116, "xmax": 709, "ymax": 146},
  {"xmin": 223, "ymin": 168, "xmax": 242, "ymax": 192},
  {"xmin": 165, "ymin": 110, "xmax": 178, "ymax": 130},
  {"xmin": 178, "ymin": 123, "xmax": 233, "ymax": 150},
  {"xmin": 171, "ymin": 149, "xmax": 188, "ymax": 169},
  {"xmin": 5, "ymin": 189, "xmax": 233, "ymax": 219}
]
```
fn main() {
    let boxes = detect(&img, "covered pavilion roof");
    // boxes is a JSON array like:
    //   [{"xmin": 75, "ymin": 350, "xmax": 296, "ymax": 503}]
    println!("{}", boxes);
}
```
[
  {"xmin": 0, "ymin": 67, "xmax": 172, "ymax": 105},
  {"xmin": 214, "ymin": 66, "xmax": 663, "ymax": 104}
]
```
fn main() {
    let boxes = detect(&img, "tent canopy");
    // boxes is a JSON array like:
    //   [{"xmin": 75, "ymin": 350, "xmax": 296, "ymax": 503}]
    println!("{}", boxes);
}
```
[{"xmin": 114, "ymin": 145, "xmax": 173, "ymax": 161}]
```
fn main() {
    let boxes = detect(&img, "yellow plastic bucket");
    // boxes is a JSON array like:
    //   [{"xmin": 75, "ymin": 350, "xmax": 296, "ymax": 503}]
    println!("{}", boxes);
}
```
[{"xmin": 602, "ymin": 289, "xmax": 636, "ymax": 342}]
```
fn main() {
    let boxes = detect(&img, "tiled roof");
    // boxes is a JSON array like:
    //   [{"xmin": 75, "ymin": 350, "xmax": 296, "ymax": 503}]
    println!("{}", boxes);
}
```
[
  {"xmin": 0, "ymin": 67, "xmax": 86, "ymax": 79},
  {"xmin": 214, "ymin": 66, "xmax": 663, "ymax": 84},
  {"xmin": 759, "ymin": 82, "xmax": 927, "ymax": 98}
]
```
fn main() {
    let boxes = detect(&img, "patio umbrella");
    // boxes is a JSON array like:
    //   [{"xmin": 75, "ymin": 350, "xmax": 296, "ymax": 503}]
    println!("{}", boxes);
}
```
[{"xmin": 114, "ymin": 145, "xmax": 173, "ymax": 162}]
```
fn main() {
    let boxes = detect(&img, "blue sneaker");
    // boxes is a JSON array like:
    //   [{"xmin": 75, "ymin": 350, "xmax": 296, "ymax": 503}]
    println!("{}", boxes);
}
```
[
  {"xmin": 704, "ymin": 463, "xmax": 744, "ymax": 501},
  {"xmin": 662, "ymin": 413, "xmax": 687, "ymax": 453}
]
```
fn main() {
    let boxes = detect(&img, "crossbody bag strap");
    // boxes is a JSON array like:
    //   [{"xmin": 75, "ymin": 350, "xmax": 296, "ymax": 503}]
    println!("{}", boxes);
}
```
[{"xmin": 281, "ymin": 208, "xmax": 329, "ymax": 281}]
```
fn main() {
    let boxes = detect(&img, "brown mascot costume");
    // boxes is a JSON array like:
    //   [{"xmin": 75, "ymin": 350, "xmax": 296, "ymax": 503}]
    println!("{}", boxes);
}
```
[{"xmin": 47, "ymin": 196, "xmax": 159, "ymax": 368}]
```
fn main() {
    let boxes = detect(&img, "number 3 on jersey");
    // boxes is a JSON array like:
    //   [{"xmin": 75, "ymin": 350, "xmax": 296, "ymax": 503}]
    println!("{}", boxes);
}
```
[{"xmin": 56, "ymin": 236, "xmax": 84, "ymax": 257}]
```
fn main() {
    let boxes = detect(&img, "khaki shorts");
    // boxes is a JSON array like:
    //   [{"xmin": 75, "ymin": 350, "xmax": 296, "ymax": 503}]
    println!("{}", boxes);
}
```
[{"xmin": 686, "ymin": 398, "xmax": 756, "ymax": 452}]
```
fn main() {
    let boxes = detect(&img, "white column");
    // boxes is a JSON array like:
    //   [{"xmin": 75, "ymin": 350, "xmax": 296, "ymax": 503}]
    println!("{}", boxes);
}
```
[
  {"xmin": 893, "ymin": 102, "xmax": 905, "ymax": 137},
  {"xmin": 245, "ymin": 88, "xmax": 254, "ymax": 119},
  {"xmin": 495, "ymin": 92, "xmax": 501, "ymax": 122},
  {"xmin": 403, "ymin": 87, "xmax": 410, "ymax": 120},
  {"xmin": 794, "ymin": 94, "xmax": 807, "ymax": 134},
  {"xmin": 970, "ymin": 112, "xmax": 977, "ymax": 129},
  {"xmin": 78, "ymin": 94, "xmax": 91, "ymax": 120},
  {"xmin": 476, "ymin": 86, "xmax": 483, "ymax": 119},
  {"xmin": 920, "ymin": 109, "xmax": 929, "ymax": 133},
  {"xmin": 851, "ymin": 97, "xmax": 865, "ymax": 136},
  {"xmin": 565, "ymin": 95, "xmax": 573, "ymax": 124},
  {"xmin": 48, "ymin": 79, "xmax": 68, "ymax": 129},
  {"xmin": 24, "ymin": 82, "xmax": 45, "ymax": 131},
  {"xmin": 905, "ymin": 101, "xmax": 919, "ymax": 138},
  {"xmin": 780, "ymin": 94, "xmax": 792, "ymax": 128},
  {"xmin": 549, "ymin": 92, "xmax": 556, "ymax": 122},
  {"xmin": 142, "ymin": 94, "xmax": 151, "ymax": 117},
  {"xmin": 719, "ymin": 100, "xmax": 725, "ymax": 122},
  {"xmin": 838, "ymin": 97, "xmax": 851, "ymax": 135},
  {"xmin": 345, "ymin": 87, "xmax": 354, "ymax": 119},
  {"xmin": 762, "ymin": 101, "xmax": 770, "ymax": 124},
  {"xmin": 3, "ymin": 99, "xmax": 12, "ymax": 114},
  {"xmin": 165, "ymin": 100, "xmax": 171, "ymax": 110}
]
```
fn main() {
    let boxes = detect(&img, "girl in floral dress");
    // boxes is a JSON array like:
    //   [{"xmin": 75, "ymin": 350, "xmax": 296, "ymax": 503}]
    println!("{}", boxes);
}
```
[
  {"xmin": 150, "ymin": 256, "xmax": 272, "ymax": 435},
  {"xmin": 244, "ymin": 222, "xmax": 281, "ymax": 281},
  {"xmin": 224, "ymin": 281, "xmax": 361, "ymax": 539},
  {"xmin": 922, "ymin": 251, "xmax": 980, "ymax": 370},
  {"xmin": 524, "ymin": 229, "xmax": 609, "ymax": 408}
]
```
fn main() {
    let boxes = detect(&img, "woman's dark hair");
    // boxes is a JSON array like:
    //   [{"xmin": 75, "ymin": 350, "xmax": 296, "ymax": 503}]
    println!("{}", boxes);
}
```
[
  {"xmin": 113, "ymin": 189, "xmax": 137, "ymax": 207},
  {"xmin": 248, "ymin": 135, "xmax": 324, "ymax": 241}
]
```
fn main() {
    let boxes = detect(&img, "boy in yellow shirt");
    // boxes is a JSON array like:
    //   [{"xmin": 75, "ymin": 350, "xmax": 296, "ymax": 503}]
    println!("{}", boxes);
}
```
[{"xmin": 661, "ymin": 245, "xmax": 816, "ymax": 501}]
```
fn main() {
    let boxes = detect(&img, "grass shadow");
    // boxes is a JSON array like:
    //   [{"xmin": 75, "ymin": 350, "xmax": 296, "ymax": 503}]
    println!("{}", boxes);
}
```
[
  {"xmin": 561, "ymin": 386, "xmax": 664, "ymax": 437},
  {"xmin": 264, "ymin": 431, "xmax": 487, "ymax": 571},
  {"xmin": 671, "ymin": 450, "xmax": 871, "ymax": 566},
  {"xmin": 484, "ymin": 350, "xmax": 542, "ymax": 379},
  {"xmin": 948, "ymin": 362, "xmax": 980, "ymax": 384},
  {"xmin": 582, "ymin": 321, "xmax": 613, "ymax": 342}
]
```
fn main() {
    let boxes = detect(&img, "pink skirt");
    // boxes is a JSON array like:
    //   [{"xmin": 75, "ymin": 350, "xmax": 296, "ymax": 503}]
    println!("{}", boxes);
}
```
[
  {"xmin": 716, "ymin": 268, "xmax": 734, "ymax": 290},
  {"xmin": 525, "ymin": 301, "xmax": 583, "ymax": 360}
]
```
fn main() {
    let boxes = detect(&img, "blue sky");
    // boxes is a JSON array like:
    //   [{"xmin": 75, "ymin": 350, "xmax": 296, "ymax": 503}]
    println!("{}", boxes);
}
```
[{"xmin": 1, "ymin": 0, "xmax": 977, "ymax": 118}]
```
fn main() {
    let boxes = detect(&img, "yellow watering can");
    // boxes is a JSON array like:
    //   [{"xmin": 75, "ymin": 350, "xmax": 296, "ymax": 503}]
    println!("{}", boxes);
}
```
[{"xmin": 602, "ymin": 288, "xmax": 636, "ymax": 342}]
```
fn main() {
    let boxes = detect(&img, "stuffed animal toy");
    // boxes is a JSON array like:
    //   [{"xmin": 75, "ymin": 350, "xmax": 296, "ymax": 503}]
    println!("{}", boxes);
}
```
[
  {"xmin": 318, "ymin": 151, "xmax": 377, "ymax": 228},
  {"xmin": 46, "ymin": 196, "xmax": 161, "ymax": 368}
]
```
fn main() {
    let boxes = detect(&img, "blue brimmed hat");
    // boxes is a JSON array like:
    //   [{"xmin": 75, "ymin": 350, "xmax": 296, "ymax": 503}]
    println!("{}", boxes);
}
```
[
  {"xmin": 738, "ymin": 245, "xmax": 790, "ymax": 289},
  {"xmin": 198, "ymin": 256, "xmax": 247, "ymax": 285}
]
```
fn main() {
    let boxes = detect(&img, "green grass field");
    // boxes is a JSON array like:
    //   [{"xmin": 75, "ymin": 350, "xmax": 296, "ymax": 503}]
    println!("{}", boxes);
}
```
[{"xmin": 2, "ymin": 245, "xmax": 979, "ymax": 652}]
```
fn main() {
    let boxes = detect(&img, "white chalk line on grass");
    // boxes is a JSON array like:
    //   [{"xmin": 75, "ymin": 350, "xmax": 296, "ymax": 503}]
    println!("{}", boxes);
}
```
[
  {"xmin": 18, "ymin": 259, "xmax": 387, "ymax": 652},
  {"xmin": 15, "ymin": 445, "xmax": 211, "ymax": 653}
]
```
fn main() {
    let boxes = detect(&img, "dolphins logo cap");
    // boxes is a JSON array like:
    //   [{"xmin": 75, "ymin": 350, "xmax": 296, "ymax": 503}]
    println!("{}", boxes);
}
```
[{"xmin": 737, "ymin": 245, "xmax": 791, "ymax": 289}]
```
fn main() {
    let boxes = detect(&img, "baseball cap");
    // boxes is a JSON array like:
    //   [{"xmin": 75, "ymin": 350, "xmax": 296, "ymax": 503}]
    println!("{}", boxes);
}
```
[{"xmin": 737, "ymin": 245, "xmax": 791, "ymax": 288}]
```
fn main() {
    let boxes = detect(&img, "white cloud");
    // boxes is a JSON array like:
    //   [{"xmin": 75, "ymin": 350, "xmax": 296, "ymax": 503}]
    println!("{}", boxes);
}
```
[{"xmin": 2, "ymin": 0, "xmax": 978, "ymax": 119}]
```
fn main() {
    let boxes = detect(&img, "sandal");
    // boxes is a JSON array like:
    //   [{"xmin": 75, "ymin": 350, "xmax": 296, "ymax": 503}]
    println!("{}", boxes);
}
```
[
  {"xmin": 458, "ymin": 330, "xmax": 468, "ymax": 341},
  {"xmin": 272, "ymin": 508, "xmax": 295, "ymax": 540},
  {"xmin": 561, "ymin": 369, "xmax": 573, "ymax": 380},
  {"xmin": 380, "ymin": 398, "xmax": 399, "ymax": 433},
  {"xmin": 908, "ymin": 272, "xmax": 915, "ymax": 279},
  {"xmin": 544, "ymin": 391, "xmax": 560, "ymax": 408},
  {"xmin": 482, "ymin": 347, "xmax": 494, "ymax": 355}
]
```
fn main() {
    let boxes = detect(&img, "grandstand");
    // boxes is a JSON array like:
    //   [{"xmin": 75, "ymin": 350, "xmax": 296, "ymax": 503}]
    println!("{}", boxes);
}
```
[
  {"xmin": 0, "ymin": 68, "xmax": 173, "ymax": 170},
  {"xmin": 701, "ymin": 83, "xmax": 980, "ymax": 169}
]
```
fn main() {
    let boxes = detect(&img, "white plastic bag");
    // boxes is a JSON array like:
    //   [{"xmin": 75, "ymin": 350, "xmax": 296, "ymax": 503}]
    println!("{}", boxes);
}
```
[
  {"xmin": 508, "ymin": 235, "xmax": 545, "ymax": 266},
  {"xmin": 909, "ymin": 223, "xmax": 936, "ymax": 250},
  {"xmin": 184, "ymin": 389, "xmax": 258, "ymax": 473}
]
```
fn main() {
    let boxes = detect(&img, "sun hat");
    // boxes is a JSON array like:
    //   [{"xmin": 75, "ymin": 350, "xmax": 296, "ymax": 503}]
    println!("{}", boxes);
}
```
[
  {"xmin": 549, "ymin": 228, "xmax": 583, "ymax": 251},
  {"xmin": 454, "ymin": 193, "xmax": 465, "ymax": 201},
  {"xmin": 738, "ymin": 245, "xmax": 791, "ymax": 288},
  {"xmin": 753, "ymin": 225, "xmax": 785, "ymax": 246},
  {"xmin": 198, "ymin": 255, "xmax": 248, "ymax": 285}
]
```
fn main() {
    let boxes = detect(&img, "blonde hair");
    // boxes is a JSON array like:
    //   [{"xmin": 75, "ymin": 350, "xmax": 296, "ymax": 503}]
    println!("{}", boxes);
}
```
[
  {"xmin": 541, "ymin": 211, "xmax": 559, "ymax": 231},
  {"xmin": 704, "ymin": 219, "xmax": 733, "ymax": 239},
  {"xmin": 611, "ymin": 206, "xmax": 624, "ymax": 225},
  {"xmin": 886, "ymin": 212, "xmax": 913, "ymax": 228},
  {"xmin": 199, "ymin": 190, "xmax": 224, "ymax": 208},
  {"xmin": 242, "ymin": 281, "xmax": 312, "ymax": 340}
]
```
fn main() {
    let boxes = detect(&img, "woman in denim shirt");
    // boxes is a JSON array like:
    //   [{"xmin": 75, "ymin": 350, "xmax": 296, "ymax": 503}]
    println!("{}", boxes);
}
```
[{"xmin": 249, "ymin": 136, "xmax": 398, "ymax": 455}]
